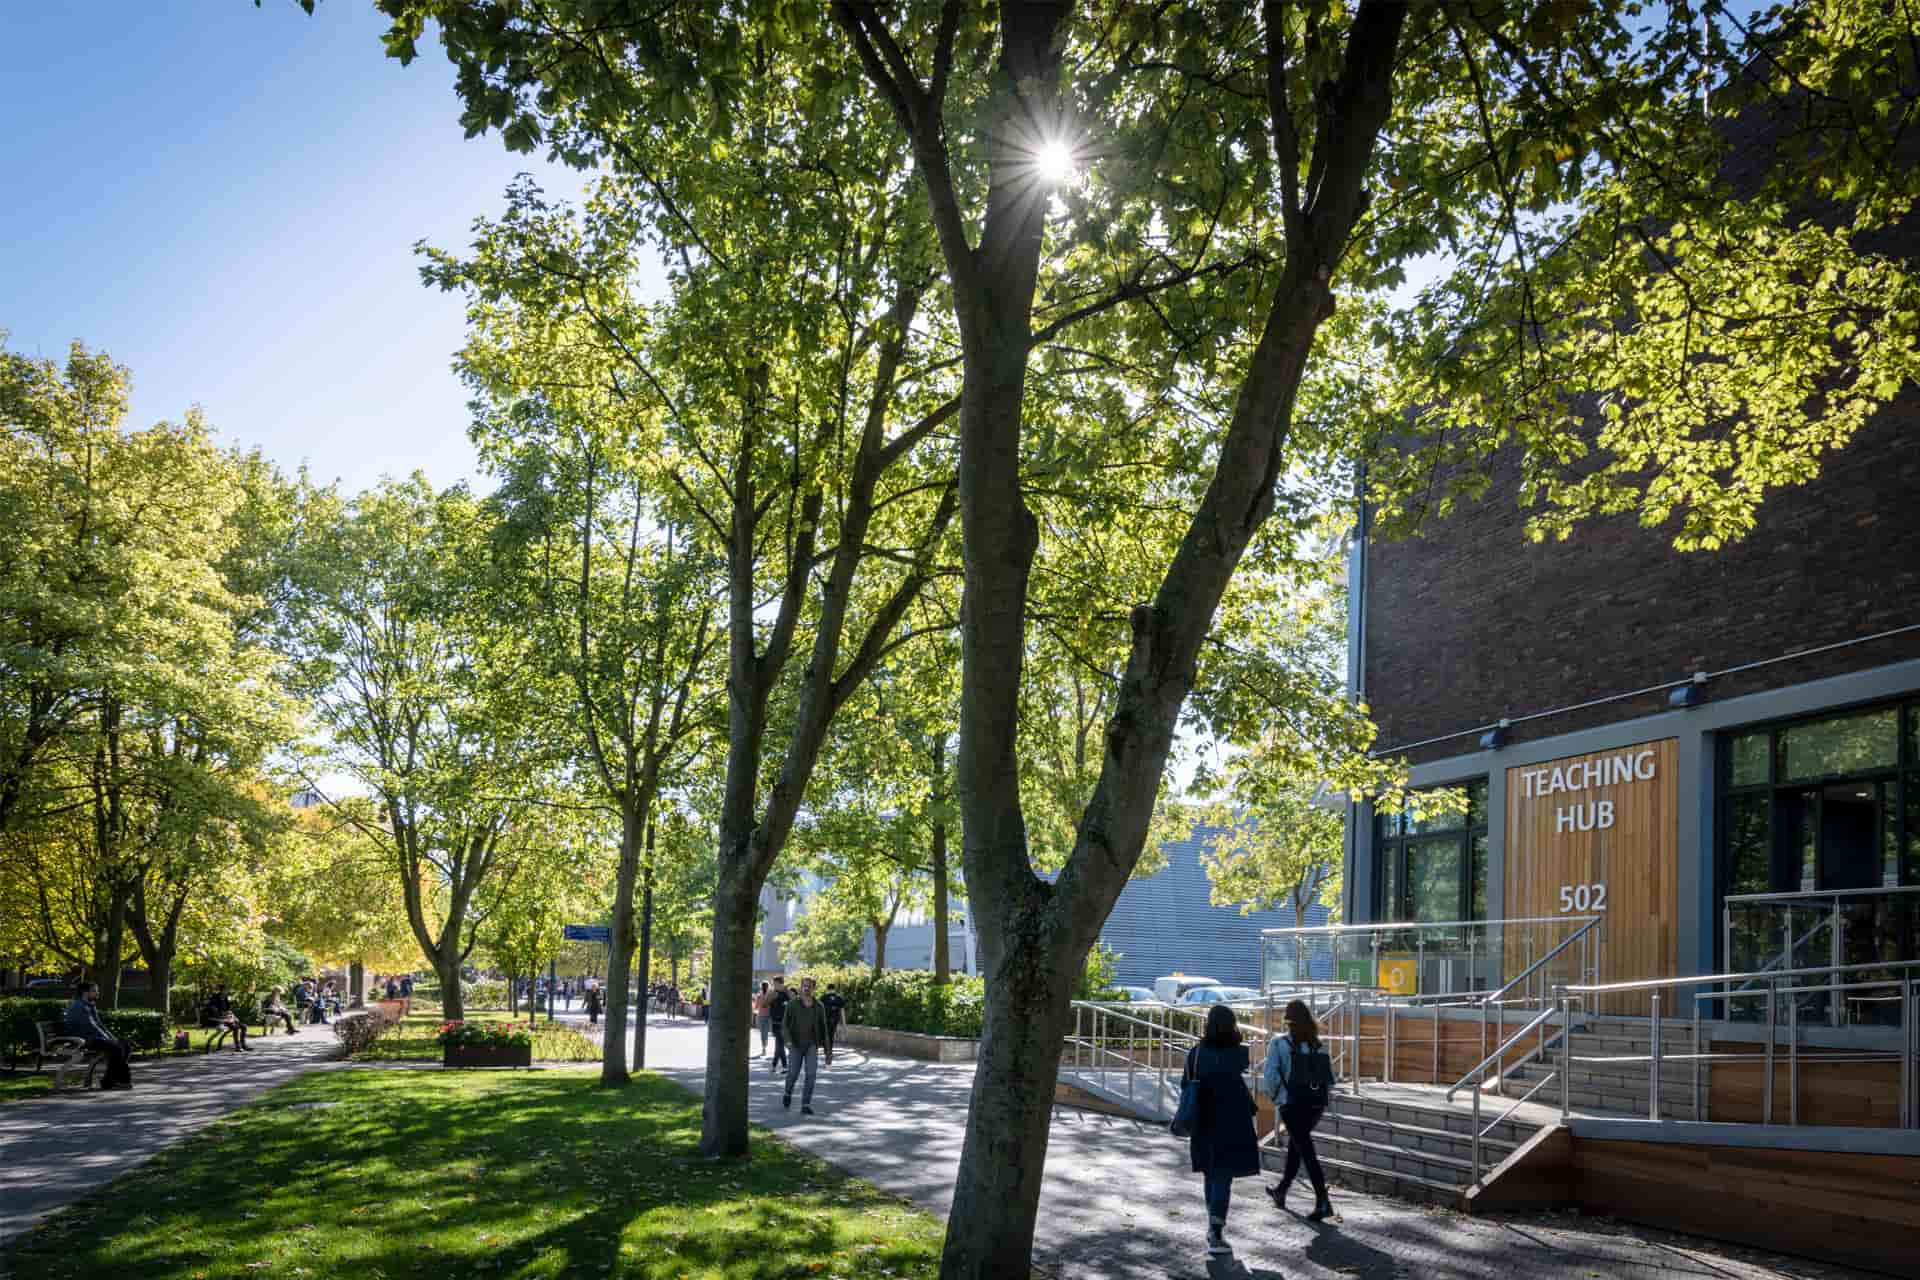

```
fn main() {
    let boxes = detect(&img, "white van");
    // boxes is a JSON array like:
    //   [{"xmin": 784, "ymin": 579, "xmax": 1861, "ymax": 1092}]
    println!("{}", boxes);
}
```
[{"xmin": 1152, "ymin": 974, "xmax": 1223, "ymax": 1005}]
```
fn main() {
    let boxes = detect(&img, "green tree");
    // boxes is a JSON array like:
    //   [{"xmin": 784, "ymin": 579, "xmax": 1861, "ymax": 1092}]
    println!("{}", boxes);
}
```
[
  {"xmin": 290, "ymin": 477, "xmax": 559, "ymax": 1019},
  {"xmin": 426, "ymin": 187, "xmax": 726, "ymax": 1082},
  {"xmin": 372, "ymin": 3, "xmax": 1919, "ymax": 1272}
]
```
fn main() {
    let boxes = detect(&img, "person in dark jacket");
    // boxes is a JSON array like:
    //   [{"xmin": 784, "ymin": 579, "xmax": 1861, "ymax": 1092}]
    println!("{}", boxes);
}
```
[
  {"xmin": 1186, "ymin": 1002, "xmax": 1260, "ymax": 1257},
  {"xmin": 203, "ymin": 988, "xmax": 251, "ymax": 1051},
  {"xmin": 781, "ymin": 977, "xmax": 832, "ymax": 1115},
  {"xmin": 63, "ymin": 981, "xmax": 133, "ymax": 1089},
  {"xmin": 766, "ymin": 977, "xmax": 790, "ymax": 1072},
  {"xmin": 1260, "ymin": 998, "xmax": 1336, "ymax": 1221},
  {"xmin": 584, "ymin": 984, "xmax": 603, "ymax": 1025}
]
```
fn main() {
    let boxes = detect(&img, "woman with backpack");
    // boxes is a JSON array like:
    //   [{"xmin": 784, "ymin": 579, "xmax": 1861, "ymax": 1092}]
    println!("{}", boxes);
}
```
[
  {"xmin": 1261, "ymin": 998, "xmax": 1336, "ymax": 1221},
  {"xmin": 1180, "ymin": 1003, "xmax": 1262, "ymax": 1257}
]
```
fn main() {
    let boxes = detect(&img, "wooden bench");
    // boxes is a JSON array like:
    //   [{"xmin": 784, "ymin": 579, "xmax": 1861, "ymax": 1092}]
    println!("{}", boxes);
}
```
[{"xmin": 34, "ymin": 1020, "xmax": 102, "ymax": 1090}]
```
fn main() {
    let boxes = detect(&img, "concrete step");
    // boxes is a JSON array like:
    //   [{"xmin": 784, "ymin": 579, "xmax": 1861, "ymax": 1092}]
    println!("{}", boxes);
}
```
[
  {"xmin": 1329, "ymin": 1090, "xmax": 1538, "ymax": 1149},
  {"xmin": 1318, "ymin": 1109, "xmax": 1518, "ymax": 1167},
  {"xmin": 1508, "ymin": 1058, "xmax": 1701, "ymax": 1092},
  {"xmin": 1563, "ymin": 1033, "xmax": 1705, "ymax": 1058},
  {"xmin": 1309, "ymin": 1129, "xmax": 1481, "ymax": 1187},
  {"xmin": 1259, "ymin": 1146, "xmax": 1466, "ymax": 1209},
  {"xmin": 1517, "ymin": 1081, "xmax": 1700, "ymax": 1120}
]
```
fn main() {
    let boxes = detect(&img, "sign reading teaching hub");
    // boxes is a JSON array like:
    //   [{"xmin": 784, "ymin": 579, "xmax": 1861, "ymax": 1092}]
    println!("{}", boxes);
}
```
[
  {"xmin": 1514, "ymin": 746, "xmax": 1660, "ymax": 834},
  {"xmin": 1504, "ymin": 737, "xmax": 1678, "ymax": 1012}
]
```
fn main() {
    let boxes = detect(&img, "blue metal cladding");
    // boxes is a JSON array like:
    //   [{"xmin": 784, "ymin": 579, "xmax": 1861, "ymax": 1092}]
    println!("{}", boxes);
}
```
[{"xmin": 1098, "ymin": 824, "xmax": 1332, "ymax": 989}]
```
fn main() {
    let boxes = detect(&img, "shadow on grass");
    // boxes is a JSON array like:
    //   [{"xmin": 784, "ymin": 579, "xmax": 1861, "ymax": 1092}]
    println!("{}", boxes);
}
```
[{"xmin": 2, "ymin": 1068, "xmax": 943, "ymax": 1279}]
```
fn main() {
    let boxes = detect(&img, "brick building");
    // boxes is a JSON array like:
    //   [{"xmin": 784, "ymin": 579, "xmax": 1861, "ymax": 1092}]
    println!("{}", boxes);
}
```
[{"xmin": 1344, "ymin": 378, "xmax": 1920, "ymax": 987}]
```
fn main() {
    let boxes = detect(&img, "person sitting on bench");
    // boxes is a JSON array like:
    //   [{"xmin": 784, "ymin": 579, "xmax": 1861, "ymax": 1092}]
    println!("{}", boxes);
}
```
[
  {"xmin": 63, "ymin": 981, "xmax": 133, "ymax": 1090},
  {"xmin": 203, "ymin": 988, "xmax": 251, "ymax": 1051},
  {"xmin": 260, "ymin": 989, "xmax": 299, "ymax": 1035}
]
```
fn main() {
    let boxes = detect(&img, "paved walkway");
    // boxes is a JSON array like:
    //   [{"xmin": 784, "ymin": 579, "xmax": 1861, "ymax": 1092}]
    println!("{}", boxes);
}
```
[
  {"xmin": 0, "ymin": 1026, "xmax": 344, "ymax": 1244},
  {"xmin": 601, "ymin": 1015, "xmax": 1869, "ymax": 1280}
]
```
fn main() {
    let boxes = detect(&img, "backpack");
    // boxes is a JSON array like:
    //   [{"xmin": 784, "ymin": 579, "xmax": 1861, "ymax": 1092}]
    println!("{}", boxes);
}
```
[{"xmin": 1290, "ymin": 1040, "xmax": 1333, "ymax": 1109}]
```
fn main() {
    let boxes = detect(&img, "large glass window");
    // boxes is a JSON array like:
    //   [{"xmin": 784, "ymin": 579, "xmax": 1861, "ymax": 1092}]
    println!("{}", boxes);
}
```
[
  {"xmin": 1717, "ymin": 699, "xmax": 1920, "ymax": 977},
  {"xmin": 1374, "ymin": 779, "xmax": 1489, "ymax": 923}
]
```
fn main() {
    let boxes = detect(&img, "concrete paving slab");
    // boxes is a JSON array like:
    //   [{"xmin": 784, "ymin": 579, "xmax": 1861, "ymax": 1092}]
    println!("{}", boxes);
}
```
[{"xmin": 0, "ymin": 1026, "xmax": 345, "ymax": 1244}]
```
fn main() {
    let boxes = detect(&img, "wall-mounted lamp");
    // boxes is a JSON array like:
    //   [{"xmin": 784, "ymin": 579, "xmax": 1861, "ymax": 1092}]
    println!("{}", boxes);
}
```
[
  {"xmin": 1669, "ymin": 671, "xmax": 1709, "ymax": 708},
  {"xmin": 1479, "ymin": 719, "xmax": 1511, "ymax": 750}
]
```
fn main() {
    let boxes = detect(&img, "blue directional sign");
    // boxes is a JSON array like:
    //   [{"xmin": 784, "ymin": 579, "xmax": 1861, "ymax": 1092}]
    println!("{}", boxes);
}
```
[{"xmin": 562, "ymin": 924, "xmax": 612, "ymax": 943}]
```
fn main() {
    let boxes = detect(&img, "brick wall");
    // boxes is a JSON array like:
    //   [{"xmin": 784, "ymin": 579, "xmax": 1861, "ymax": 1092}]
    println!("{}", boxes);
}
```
[{"xmin": 1363, "ymin": 387, "xmax": 1920, "ymax": 764}]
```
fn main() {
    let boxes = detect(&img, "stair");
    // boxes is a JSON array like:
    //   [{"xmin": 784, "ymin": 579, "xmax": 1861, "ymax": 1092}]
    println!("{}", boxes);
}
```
[
  {"xmin": 1498, "ymin": 1019, "xmax": 1708, "ymax": 1121},
  {"xmin": 1264, "ymin": 1085, "xmax": 1548, "ymax": 1209}
]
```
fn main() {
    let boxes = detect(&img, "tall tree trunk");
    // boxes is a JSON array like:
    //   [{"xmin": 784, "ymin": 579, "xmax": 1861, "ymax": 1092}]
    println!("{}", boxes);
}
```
[
  {"xmin": 698, "ymin": 863, "xmax": 759, "ymax": 1157},
  {"xmin": 931, "ymin": 735, "xmax": 950, "ymax": 984},
  {"xmin": 941, "ymin": 914, "xmax": 1079, "ymax": 1278},
  {"xmin": 635, "ymin": 845, "xmax": 654, "ymax": 1070},
  {"xmin": 871, "ymin": 918, "xmax": 890, "ymax": 974},
  {"xmin": 349, "ymin": 961, "xmax": 365, "ymax": 1008},
  {"xmin": 601, "ymin": 807, "xmax": 644, "ymax": 1085},
  {"xmin": 96, "ymin": 886, "xmax": 128, "ymax": 1009},
  {"xmin": 434, "ymin": 954, "xmax": 465, "ymax": 1021}
]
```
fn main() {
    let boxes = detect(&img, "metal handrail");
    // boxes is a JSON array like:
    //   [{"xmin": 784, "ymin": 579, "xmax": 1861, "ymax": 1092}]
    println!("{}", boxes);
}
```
[
  {"xmin": 1445, "ymin": 1003, "xmax": 1563, "ymax": 1184},
  {"xmin": 1724, "ymin": 885, "xmax": 1920, "ymax": 904},
  {"xmin": 1260, "ymin": 913, "xmax": 1602, "ymax": 936},
  {"xmin": 1478, "ymin": 916, "xmax": 1601, "ymax": 1008},
  {"xmin": 1447, "ymin": 1004, "xmax": 1558, "ymax": 1101},
  {"xmin": 1555, "ymin": 958, "xmax": 1920, "ymax": 1131},
  {"xmin": 1562, "ymin": 958, "xmax": 1920, "ymax": 996}
]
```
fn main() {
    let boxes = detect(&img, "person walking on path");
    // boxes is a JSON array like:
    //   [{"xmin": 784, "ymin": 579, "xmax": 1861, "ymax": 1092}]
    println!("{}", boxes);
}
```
[
  {"xmin": 1261, "ymin": 998, "xmax": 1336, "ymax": 1222},
  {"xmin": 584, "ymin": 984, "xmax": 602, "ymax": 1025},
  {"xmin": 753, "ymin": 982, "xmax": 773, "ymax": 1057},
  {"xmin": 62, "ymin": 981, "xmax": 133, "ymax": 1090},
  {"xmin": 1184, "ymin": 1003, "xmax": 1261, "ymax": 1257},
  {"xmin": 781, "ymin": 976, "xmax": 832, "ymax": 1115},
  {"xmin": 820, "ymin": 984, "xmax": 847, "ymax": 1060},
  {"xmin": 767, "ymin": 977, "xmax": 790, "ymax": 1073}
]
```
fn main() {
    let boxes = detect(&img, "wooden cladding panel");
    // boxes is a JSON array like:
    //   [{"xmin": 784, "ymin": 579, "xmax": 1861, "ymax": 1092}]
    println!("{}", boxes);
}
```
[
  {"xmin": 1569, "ymin": 1138, "xmax": 1920, "ymax": 1274},
  {"xmin": 1707, "ymin": 1053, "xmax": 1902, "ymax": 1127},
  {"xmin": 1505, "ymin": 739, "xmax": 1679, "ymax": 1015}
]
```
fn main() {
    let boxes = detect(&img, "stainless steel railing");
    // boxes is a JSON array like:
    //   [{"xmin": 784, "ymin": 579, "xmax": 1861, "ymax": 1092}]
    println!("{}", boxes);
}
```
[{"xmin": 1557, "ymin": 959, "xmax": 1920, "ymax": 1129}]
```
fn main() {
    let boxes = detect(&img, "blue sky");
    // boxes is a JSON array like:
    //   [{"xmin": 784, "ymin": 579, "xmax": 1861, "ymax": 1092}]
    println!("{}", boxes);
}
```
[{"xmin": 1, "ymin": 3, "xmax": 622, "ymax": 494}]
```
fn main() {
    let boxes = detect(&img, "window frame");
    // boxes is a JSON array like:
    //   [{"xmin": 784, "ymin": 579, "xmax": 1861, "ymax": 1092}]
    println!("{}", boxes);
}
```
[
  {"xmin": 1374, "ymin": 778, "xmax": 1490, "ymax": 924},
  {"xmin": 1715, "ymin": 698, "xmax": 1919, "ymax": 964}
]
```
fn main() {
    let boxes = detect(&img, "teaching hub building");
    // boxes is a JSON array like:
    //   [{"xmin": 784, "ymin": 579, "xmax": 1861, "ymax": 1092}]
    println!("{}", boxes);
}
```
[{"xmin": 1342, "ymin": 383, "xmax": 1920, "ymax": 999}]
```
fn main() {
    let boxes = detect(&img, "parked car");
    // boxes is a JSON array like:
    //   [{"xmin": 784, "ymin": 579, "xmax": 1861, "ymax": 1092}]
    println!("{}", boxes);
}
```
[
  {"xmin": 1152, "ymin": 974, "xmax": 1224, "ymax": 1004},
  {"xmin": 1114, "ymin": 985, "xmax": 1160, "ymax": 1005},
  {"xmin": 25, "ymin": 977, "xmax": 72, "ymax": 997},
  {"xmin": 1178, "ymin": 985, "xmax": 1261, "ymax": 1006}
]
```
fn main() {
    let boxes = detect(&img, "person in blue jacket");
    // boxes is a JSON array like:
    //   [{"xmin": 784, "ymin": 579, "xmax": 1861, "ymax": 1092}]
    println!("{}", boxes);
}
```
[
  {"xmin": 1261, "ymin": 998, "xmax": 1335, "ymax": 1221},
  {"xmin": 1185, "ymin": 1002, "xmax": 1261, "ymax": 1257}
]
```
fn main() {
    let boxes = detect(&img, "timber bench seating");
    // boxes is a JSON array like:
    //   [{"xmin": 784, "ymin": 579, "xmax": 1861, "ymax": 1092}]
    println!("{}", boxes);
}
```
[{"xmin": 34, "ymin": 1020, "xmax": 103, "ymax": 1090}]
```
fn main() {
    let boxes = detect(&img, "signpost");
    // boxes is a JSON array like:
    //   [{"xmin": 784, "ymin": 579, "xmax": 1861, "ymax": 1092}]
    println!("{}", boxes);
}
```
[{"xmin": 561, "ymin": 925, "xmax": 614, "ymax": 1025}]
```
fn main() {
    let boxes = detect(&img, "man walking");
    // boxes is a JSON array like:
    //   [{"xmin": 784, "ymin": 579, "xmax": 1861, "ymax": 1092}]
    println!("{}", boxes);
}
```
[
  {"xmin": 63, "ymin": 981, "xmax": 133, "ymax": 1090},
  {"xmin": 767, "ymin": 976, "xmax": 791, "ymax": 1073},
  {"xmin": 781, "ymin": 976, "xmax": 832, "ymax": 1115},
  {"xmin": 820, "ymin": 984, "xmax": 847, "ymax": 1061}
]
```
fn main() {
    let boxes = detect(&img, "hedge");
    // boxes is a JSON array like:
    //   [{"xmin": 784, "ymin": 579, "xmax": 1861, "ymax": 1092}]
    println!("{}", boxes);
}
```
[
  {"xmin": 778, "ymin": 966, "xmax": 987, "ymax": 1039},
  {"xmin": 0, "ymin": 998, "xmax": 170, "ymax": 1058}
]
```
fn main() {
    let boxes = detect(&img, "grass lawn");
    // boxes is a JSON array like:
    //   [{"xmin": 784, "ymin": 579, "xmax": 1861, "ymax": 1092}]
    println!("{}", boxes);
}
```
[
  {"xmin": 357, "ymin": 1011, "xmax": 600, "ymax": 1063},
  {"xmin": 2, "ymin": 1068, "xmax": 946, "ymax": 1280}
]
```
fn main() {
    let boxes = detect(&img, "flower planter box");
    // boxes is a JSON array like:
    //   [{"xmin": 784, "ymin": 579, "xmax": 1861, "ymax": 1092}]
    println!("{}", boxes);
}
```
[{"xmin": 442, "ymin": 1042, "xmax": 532, "ymax": 1070}]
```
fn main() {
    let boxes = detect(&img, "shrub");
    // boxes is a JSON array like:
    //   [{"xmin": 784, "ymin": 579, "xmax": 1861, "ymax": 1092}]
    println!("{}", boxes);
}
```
[
  {"xmin": 332, "ymin": 1005, "xmax": 404, "ymax": 1056},
  {"xmin": 1, "ymin": 998, "xmax": 168, "ymax": 1058},
  {"xmin": 463, "ymin": 979, "xmax": 507, "ymax": 1009},
  {"xmin": 779, "ymin": 966, "xmax": 987, "ymax": 1038},
  {"xmin": 436, "ymin": 1019, "xmax": 533, "ymax": 1049}
]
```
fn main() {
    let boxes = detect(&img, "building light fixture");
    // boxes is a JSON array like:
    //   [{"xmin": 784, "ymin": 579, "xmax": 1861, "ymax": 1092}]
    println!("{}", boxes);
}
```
[
  {"xmin": 1669, "ymin": 671, "xmax": 1710, "ymax": 708},
  {"xmin": 1479, "ymin": 720, "xmax": 1511, "ymax": 750}
]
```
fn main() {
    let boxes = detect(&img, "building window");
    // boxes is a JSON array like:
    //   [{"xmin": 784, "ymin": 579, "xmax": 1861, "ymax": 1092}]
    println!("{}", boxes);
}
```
[
  {"xmin": 1374, "ymin": 779, "xmax": 1489, "ymax": 924},
  {"xmin": 1717, "ymin": 699, "xmax": 1920, "ymax": 979}
]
